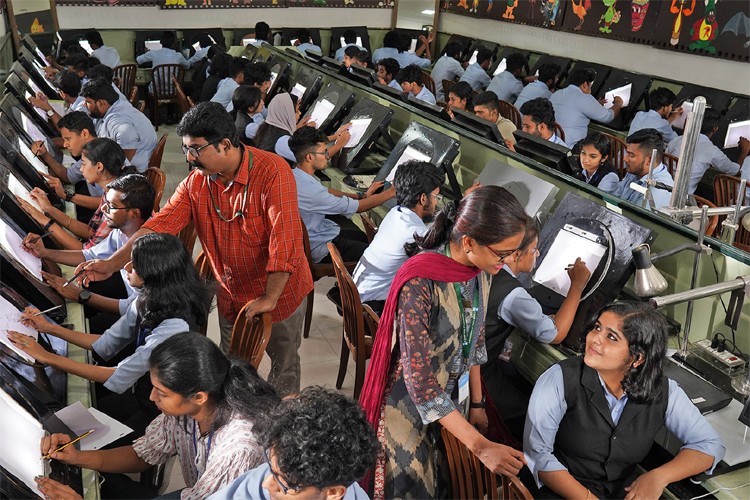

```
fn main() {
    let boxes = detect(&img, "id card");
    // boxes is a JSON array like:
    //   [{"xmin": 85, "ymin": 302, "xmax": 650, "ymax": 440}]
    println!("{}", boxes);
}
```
[{"xmin": 458, "ymin": 372, "xmax": 469, "ymax": 403}]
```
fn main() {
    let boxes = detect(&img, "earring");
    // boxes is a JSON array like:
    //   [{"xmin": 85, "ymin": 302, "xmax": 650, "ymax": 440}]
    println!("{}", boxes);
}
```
[{"xmin": 465, "ymin": 248, "xmax": 470, "ymax": 254}]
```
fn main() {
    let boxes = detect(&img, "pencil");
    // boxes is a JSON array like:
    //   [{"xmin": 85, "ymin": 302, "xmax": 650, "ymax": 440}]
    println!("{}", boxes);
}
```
[
  {"xmin": 33, "ymin": 305, "xmax": 63, "ymax": 317},
  {"xmin": 42, "ymin": 429, "xmax": 94, "ymax": 460},
  {"xmin": 62, "ymin": 269, "xmax": 86, "ymax": 288},
  {"xmin": 27, "ymin": 231, "xmax": 52, "ymax": 245}
]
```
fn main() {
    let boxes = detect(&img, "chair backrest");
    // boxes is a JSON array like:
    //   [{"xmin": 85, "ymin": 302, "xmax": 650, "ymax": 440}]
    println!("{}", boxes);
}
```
[
  {"xmin": 144, "ymin": 167, "xmax": 166, "ymax": 212},
  {"xmin": 151, "ymin": 64, "xmax": 185, "ymax": 100},
  {"xmin": 502, "ymin": 475, "xmax": 534, "ymax": 500},
  {"xmin": 129, "ymin": 85, "xmax": 139, "ymax": 105},
  {"xmin": 692, "ymin": 194, "xmax": 719, "ymax": 236},
  {"xmin": 173, "ymin": 75, "xmax": 192, "ymax": 115},
  {"xmin": 361, "ymin": 214, "xmax": 378, "ymax": 243},
  {"xmin": 178, "ymin": 220, "xmax": 198, "ymax": 255},
  {"xmin": 441, "ymin": 426, "xmax": 498, "ymax": 499},
  {"xmin": 442, "ymin": 79, "xmax": 456, "ymax": 100},
  {"xmin": 136, "ymin": 99, "xmax": 146, "ymax": 113},
  {"xmin": 498, "ymin": 100, "xmax": 522, "ymax": 129},
  {"xmin": 113, "ymin": 64, "xmax": 137, "ymax": 94},
  {"xmin": 553, "ymin": 122, "xmax": 566, "ymax": 143},
  {"xmin": 149, "ymin": 133, "xmax": 169, "ymax": 169},
  {"xmin": 663, "ymin": 152, "xmax": 679, "ymax": 177},
  {"xmin": 229, "ymin": 310, "xmax": 272, "ymax": 370},
  {"xmin": 713, "ymin": 174, "xmax": 750, "ymax": 251},
  {"xmin": 421, "ymin": 69, "xmax": 436, "ymax": 96},
  {"xmin": 194, "ymin": 250, "xmax": 213, "ymax": 337},
  {"xmin": 327, "ymin": 242, "xmax": 367, "ymax": 356},
  {"xmin": 601, "ymin": 131, "xmax": 628, "ymax": 178}
]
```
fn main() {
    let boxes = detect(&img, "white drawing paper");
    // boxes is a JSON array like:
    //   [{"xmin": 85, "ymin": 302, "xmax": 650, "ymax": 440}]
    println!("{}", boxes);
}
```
[
  {"xmin": 386, "ymin": 145, "xmax": 431, "ymax": 182},
  {"xmin": 290, "ymin": 83, "xmax": 306, "ymax": 100},
  {"xmin": 468, "ymin": 50, "xmax": 478, "ymax": 66},
  {"xmin": 672, "ymin": 100, "xmax": 693, "ymax": 130},
  {"xmin": 339, "ymin": 36, "xmax": 363, "ymax": 48},
  {"xmin": 0, "ymin": 294, "xmax": 38, "ymax": 363},
  {"xmin": 55, "ymin": 402, "xmax": 133, "ymax": 451},
  {"xmin": 20, "ymin": 112, "xmax": 48, "ymax": 145},
  {"xmin": 344, "ymin": 118, "xmax": 372, "ymax": 148},
  {"xmin": 724, "ymin": 120, "xmax": 750, "ymax": 149},
  {"xmin": 0, "ymin": 218, "xmax": 43, "ymax": 280},
  {"xmin": 8, "ymin": 173, "xmax": 42, "ymax": 212},
  {"xmin": 0, "ymin": 390, "xmax": 48, "ymax": 494},
  {"xmin": 493, "ymin": 59, "xmax": 507, "ymax": 76},
  {"xmin": 532, "ymin": 229, "xmax": 605, "ymax": 296},
  {"xmin": 18, "ymin": 140, "xmax": 50, "ymax": 175},
  {"xmin": 603, "ymin": 83, "xmax": 632, "ymax": 109},
  {"xmin": 308, "ymin": 99, "xmax": 335, "ymax": 129}
]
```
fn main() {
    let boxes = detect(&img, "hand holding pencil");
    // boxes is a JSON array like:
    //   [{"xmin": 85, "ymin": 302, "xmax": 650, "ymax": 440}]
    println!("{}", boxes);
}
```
[{"xmin": 40, "ymin": 431, "xmax": 93, "ymax": 462}]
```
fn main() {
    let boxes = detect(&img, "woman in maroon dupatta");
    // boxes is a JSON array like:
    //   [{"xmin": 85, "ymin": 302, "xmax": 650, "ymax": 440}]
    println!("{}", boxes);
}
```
[{"xmin": 359, "ymin": 186, "xmax": 529, "ymax": 499}]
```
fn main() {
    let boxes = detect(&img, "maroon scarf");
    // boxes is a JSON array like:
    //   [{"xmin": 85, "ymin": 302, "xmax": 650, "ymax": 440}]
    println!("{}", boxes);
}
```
[{"xmin": 359, "ymin": 251, "xmax": 480, "ymax": 429}]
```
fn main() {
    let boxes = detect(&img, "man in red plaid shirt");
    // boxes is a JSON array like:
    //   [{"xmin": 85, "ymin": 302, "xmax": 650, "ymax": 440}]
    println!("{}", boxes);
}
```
[{"xmin": 79, "ymin": 102, "xmax": 312, "ymax": 394}]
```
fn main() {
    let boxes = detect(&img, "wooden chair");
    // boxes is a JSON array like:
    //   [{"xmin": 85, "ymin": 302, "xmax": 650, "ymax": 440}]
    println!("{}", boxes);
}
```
[
  {"xmin": 600, "ymin": 131, "xmax": 628, "ymax": 178},
  {"xmin": 129, "ymin": 85, "xmax": 139, "ymax": 106},
  {"xmin": 328, "ymin": 242, "xmax": 374, "ymax": 400},
  {"xmin": 144, "ymin": 167, "xmax": 166, "ymax": 212},
  {"xmin": 178, "ymin": 220, "xmax": 198, "ymax": 255},
  {"xmin": 228, "ymin": 309, "xmax": 272, "ymax": 370},
  {"xmin": 136, "ymin": 100, "xmax": 146, "ymax": 113},
  {"xmin": 692, "ymin": 194, "xmax": 719, "ymax": 237},
  {"xmin": 173, "ymin": 75, "xmax": 193, "ymax": 116},
  {"xmin": 149, "ymin": 133, "xmax": 169, "ymax": 169},
  {"xmin": 194, "ymin": 251, "xmax": 214, "ymax": 336},
  {"xmin": 553, "ymin": 122, "xmax": 566, "ymax": 143},
  {"xmin": 300, "ymin": 220, "xmax": 356, "ymax": 339},
  {"xmin": 498, "ymin": 100, "xmax": 522, "ymax": 129},
  {"xmin": 150, "ymin": 64, "xmax": 186, "ymax": 129},
  {"xmin": 442, "ymin": 79, "xmax": 456, "ymax": 101},
  {"xmin": 361, "ymin": 214, "xmax": 378, "ymax": 243},
  {"xmin": 663, "ymin": 152, "xmax": 679, "ymax": 177},
  {"xmin": 441, "ymin": 426, "xmax": 533, "ymax": 500},
  {"xmin": 421, "ymin": 70, "xmax": 436, "ymax": 96},
  {"xmin": 112, "ymin": 64, "xmax": 137, "ymax": 95},
  {"xmin": 714, "ymin": 174, "xmax": 750, "ymax": 251}
]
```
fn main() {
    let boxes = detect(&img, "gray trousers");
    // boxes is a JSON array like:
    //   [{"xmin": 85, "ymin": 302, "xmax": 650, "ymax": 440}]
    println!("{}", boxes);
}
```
[{"xmin": 219, "ymin": 296, "xmax": 306, "ymax": 395}]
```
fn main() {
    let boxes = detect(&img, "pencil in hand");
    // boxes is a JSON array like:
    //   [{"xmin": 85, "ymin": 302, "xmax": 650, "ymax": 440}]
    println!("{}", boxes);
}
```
[{"xmin": 42, "ymin": 429, "xmax": 94, "ymax": 460}]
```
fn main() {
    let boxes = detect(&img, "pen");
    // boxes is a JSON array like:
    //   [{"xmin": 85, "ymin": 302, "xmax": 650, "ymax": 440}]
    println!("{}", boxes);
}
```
[
  {"xmin": 42, "ymin": 429, "xmax": 94, "ymax": 460},
  {"xmin": 62, "ymin": 269, "xmax": 86, "ymax": 288},
  {"xmin": 27, "ymin": 231, "xmax": 52, "ymax": 245},
  {"xmin": 33, "ymin": 304, "xmax": 63, "ymax": 317}
]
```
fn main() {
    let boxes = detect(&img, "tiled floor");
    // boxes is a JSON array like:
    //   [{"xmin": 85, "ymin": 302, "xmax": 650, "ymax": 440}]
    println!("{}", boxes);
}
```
[{"xmin": 157, "ymin": 125, "xmax": 359, "ymax": 492}]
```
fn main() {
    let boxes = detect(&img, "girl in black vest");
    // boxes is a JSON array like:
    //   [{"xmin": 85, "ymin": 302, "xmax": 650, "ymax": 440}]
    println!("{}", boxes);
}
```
[
  {"xmin": 481, "ymin": 218, "xmax": 590, "ymax": 433},
  {"xmin": 524, "ymin": 302, "xmax": 724, "ymax": 499},
  {"xmin": 231, "ymin": 85, "xmax": 264, "ymax": 147},
  {"xmin": 575, "ymin": 132, "xmax": 620, "ymax": 194}
]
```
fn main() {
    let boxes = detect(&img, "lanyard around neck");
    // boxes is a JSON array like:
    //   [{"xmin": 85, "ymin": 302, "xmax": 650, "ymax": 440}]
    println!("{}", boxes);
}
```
[
  {"xmin": 208, "ymin": 148, "xmax": 253, "ymax": 222},
  {"xmin": 444, "ymin": 245, "xmax": 479, "ymax": 358}
]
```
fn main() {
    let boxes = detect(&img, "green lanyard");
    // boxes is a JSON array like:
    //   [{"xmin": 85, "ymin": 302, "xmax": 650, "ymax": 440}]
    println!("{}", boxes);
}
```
[{"xmin": 444, "ymin": 245, "xmax": 479, "ymax": 359}]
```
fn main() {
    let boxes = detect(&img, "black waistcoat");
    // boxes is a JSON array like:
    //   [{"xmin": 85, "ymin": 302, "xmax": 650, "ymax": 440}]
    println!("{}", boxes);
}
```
[
  {"xmin": 483, "ymin": 269, "xmax": 524, "ymax": 362},
  {"xmin": 554, "ymin": 357, "xmax": 668, "ymax": 499},
  {"xmin": 577, "ymin": 161, "xmax": 619, "ymax": 188}
]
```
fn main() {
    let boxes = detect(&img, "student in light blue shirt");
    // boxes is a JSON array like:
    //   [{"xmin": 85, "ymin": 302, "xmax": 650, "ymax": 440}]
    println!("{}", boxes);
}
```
[
  {"xmin": 517, "ymin": 98, "xmax": 569, "ymax": 148},
  {"xmin": 288, "ymin": 127, "xmax": 395, "ymax": 263},
  {"xmin": 186, "ymin": 33, "xmax": 215, "ymax": 68},
  {"xmin": 208, "ymin": 387, "xmax": 378, "ymax": 500},
  {"xmin": 211, "ymin": 57, "xmax": 251, "ymax": 112},
  {"xmin": 335, "ymin": 29, "xmax": 365, "ymax": 61},
  {"xmin": 375, "ymin": 57, "xmax": 401, "ymax": 90},
  {"xmin": 293, "ymin": 28, "xmax": 322, "ymax": 56},
  {"xmin": 615, "ymin": 128, "xmax": 674, "ymax": 208},
  {"xmin": 524, "ymin": 302, "xmax": 725, "ymax": 500},
  {"xmin": 550, "ymin": 68, "xmax": 623, "ymax": 147},
  {"xmin": 628, "ymin": 87, "xmax": 681, "ymax": 143},
  {"xmin": 486, "ymin": 52, "xmax": 527, "ymax": 104},
  {"xmin": 80, "ymin": 78, "xmax": 157, "ymax": 172},
  {"xmin": 135, "ymin": 31, "xmax": 189, "ymax": 94},
  {"xmin": 666, "ymin": 108, "xmax": 748, "ymax": 194},
  {"xmin": 575, "ymin": 132, "xmax": 620, "ymax": 194},
  {"xmin": 514, "ymin": 62, "xmax": 559, "ymax": 110},
  {"xmin": 459, "ymin": 47, "xmax": 494, "ymax": 92},
  {"xmin": 397, "ymin": 64, "xmax": 436, "ymax": 105},
  {"xmin": 430, "ymin": 42, "xmax": 465, "ymax": 101},
  {"xmin": 86, "ymin": 30, "xmax": 121, "ymax": 69},
  {"xmin": 372, "ymin": 29, "xmax": 401, "ymax": 64}
]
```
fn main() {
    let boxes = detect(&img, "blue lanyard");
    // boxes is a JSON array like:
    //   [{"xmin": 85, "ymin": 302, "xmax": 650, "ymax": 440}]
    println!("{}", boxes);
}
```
[{"xmin": 192, "ymin": 419, "xmax": 213, "ymax": 467}]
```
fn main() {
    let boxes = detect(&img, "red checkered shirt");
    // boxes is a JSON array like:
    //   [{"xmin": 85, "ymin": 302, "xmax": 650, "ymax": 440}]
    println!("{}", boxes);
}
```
[
  {"xmin": 84, "ymin": 194, "xmax": 111, "ymax": 250},
  {"xmin": 142, "ymin": 146, "xmax": 312, "ymax": 323}
]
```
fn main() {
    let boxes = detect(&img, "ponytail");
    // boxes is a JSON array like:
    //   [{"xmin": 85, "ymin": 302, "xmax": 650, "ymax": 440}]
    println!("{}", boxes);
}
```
[
  {"xmin": 405, "ymin": 186, "xmax": 527, "ymax": 256},
  {"xmin": 149, "ymin": 333, "xmax": 280, "ymax": 429}
]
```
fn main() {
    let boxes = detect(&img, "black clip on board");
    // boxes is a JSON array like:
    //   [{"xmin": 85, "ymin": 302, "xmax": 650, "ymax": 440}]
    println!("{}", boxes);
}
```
[{"xmin": 518, "ymin": 193, "xmax": 656, "ymax": 352}]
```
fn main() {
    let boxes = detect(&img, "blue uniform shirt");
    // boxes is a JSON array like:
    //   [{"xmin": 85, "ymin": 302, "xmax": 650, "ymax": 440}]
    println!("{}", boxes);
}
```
[
  {"xmin": 628, "ymin": 109, "xmax": 678, "ymax": 144},
  {"xmin": 615, "ymin": 163, "xmax": 674, "ymax": 208},
  {"xmin": 550, "ymin": 85, "xmax": 615, "ymax": 147},
  {"xmin": 514, "ymin": 80, "xmax": 553, "ymax": 110},
  {"xmin": 95, "ymin": 98, "xmax": 157, "ymax": 172},
  {"xmin": 487, "ymin": 71, "xmax": 523, "ymax": 104},
  {"xmin": 211, "ymin": 78, "xmax": 240, "ymax": 112},
  {"xmin": 459, "ymin": 63, "xmax": 491, "ymax": 91},
  {"xmin": 666, "ymin": 134, "xmax": 741, "ymax": 194},
  {"xmin": 430, "ymin": 55, "xmax": 465, "ymax": 101}
]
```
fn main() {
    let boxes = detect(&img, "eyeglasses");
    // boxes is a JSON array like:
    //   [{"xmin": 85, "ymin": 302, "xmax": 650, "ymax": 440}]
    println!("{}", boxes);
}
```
[
  {"xmin": 101, "ymin": 201, "xmax": 132, "ymax": 214},
  {"xmin": 264, "ymin": 449, "xmax": 294, "ymax": 494},
  {"xmin": 486, "ymin": 245, "xmax": 520, "ymax": 260},
  {"xmin": 430, "ymin": 193, "xmax": 443, "ymax": 203},
  {"xmin": 181, "ymin": 140, "xmax": 219, "ymax": 158},
  {"xmin": 308, "ymin": 149, "xmax": 330, "ymax": 160}
]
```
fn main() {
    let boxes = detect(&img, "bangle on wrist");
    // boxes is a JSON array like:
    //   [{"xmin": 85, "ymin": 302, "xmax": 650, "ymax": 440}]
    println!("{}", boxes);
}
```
[
  {"xmin": 64, "ymin": 216, "xmax": 72, "ymax": 229},
  {"xmin": 585, "ymin": 489, "xmax": 591, "ymax": 500}
]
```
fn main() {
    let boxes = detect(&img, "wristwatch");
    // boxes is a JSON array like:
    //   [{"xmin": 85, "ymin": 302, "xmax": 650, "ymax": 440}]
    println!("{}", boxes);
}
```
[
  {"xmin": 469, "ymin": 397, "xmax": 486, "ymax": 409},
  {"xmin": 65, "ymin": 188, "xmax": 75, "ymax": 202},
  {"xmin": 77, "ymin": 289, "xmax": 91, "ymax": 304},
  {"xmin": 46, "ymin": 108, "xmax": 56, "ymax": 118}
]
